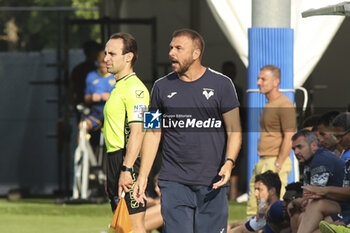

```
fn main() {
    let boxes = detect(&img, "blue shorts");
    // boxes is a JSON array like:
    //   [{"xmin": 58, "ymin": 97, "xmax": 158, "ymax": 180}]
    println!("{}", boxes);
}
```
[
  {"xmin": 331, "ymin": 210, "xmax": 350, "ymax": 225},
  {"xmin": 339, "ymin": 201, "xmax": 350, "ymax": 212},
  {"xmin": 158, "ymin": 180, "xmax": 229, "ymax": 233}
]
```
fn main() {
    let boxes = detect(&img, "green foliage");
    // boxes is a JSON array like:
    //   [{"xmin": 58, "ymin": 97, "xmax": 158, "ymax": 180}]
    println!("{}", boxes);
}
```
[
  {"xmin": 72, "ymin": 0, "xmax": 99, "ymax": 19},
  {"xmin": 0, "ymin": 0, "xmax": 101, "ymax": 51}
]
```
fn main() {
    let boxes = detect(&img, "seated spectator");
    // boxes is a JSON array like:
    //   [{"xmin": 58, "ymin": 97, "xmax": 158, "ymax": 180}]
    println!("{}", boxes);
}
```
[
  {"xmin": 299, "ymin": 114, "xmax": 321, "ymax": 182},
  {"xmin": 266, "ymin": 200, "xmax": 290, "ymax": 233},
  {"xmin": 283, "ymin": 182, "xmax": 304, "ymax": 205},
  {"xmin": 316, "ymin": 111, "xmax": 343, "ymax": 156},
  {"xmin": 229, "ymin": 170, "xmax": 281, "ymax": 233},
  {"xmin": 301, "ymin": 114, "xmax": 320, "ymax": 131},
  {"xmin": 300, "ymin": 164, "xmax": 350, "ymax": 233},
  {"xmin": 299, "ymin": 112, "xmax": 350, "ymax": 233},
  {"xmin": 302, "ymin": 184, "xmax": 350, "ymax": 229},
  {"xmin": 289, "ymin": 129, "xmax": 346, "ymax": 233},
  {"xmin": 332, "ymin": 112, "xmax": 350, "ymax": 161},
  {"xmin": 77, "ymin": 46, "xmax": 115, "ymax": 156},
  {"xmin": 83, "ymin": 48, "xmax": 115, "ymax": 132},
  {"xmin": 292, "ymin": 129, "xmax": 345, "ymax": 187},
  {"xmin": 267, "ymin": 182, "xmax": 303, "ymax": 233}
]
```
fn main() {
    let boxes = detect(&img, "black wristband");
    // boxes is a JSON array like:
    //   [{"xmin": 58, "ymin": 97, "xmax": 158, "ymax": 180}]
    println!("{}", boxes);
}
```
[
  {"xmin": 225, "ymin": 158, "xmax": 236, "ymax": 167},
  {"xmin": 121, "ymin": 165, "xmax": 132, "ymax": 173}
]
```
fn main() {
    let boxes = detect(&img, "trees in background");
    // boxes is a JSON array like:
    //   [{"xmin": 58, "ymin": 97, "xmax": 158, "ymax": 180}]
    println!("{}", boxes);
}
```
[{"xmin": 0, "ymin": 0, "xmax": 100, "ymax": 51}]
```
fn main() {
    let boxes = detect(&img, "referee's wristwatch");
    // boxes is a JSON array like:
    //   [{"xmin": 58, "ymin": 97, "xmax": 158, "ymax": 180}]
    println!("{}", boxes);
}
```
[{"xmin": 121, "ymin": 165, "xmax": 132, "ymax": 173}]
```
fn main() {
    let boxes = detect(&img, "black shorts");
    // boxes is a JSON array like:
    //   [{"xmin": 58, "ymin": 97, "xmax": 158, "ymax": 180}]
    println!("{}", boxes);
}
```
[{"xmin": 106, "ymin": 149, "xmax": 146, "ymax": 214}]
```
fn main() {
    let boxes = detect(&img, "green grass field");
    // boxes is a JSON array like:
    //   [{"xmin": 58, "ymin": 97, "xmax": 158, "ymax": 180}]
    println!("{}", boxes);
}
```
[{"xmin": 0, "ymin": 198, "xmax": 246, "ymax": 233}]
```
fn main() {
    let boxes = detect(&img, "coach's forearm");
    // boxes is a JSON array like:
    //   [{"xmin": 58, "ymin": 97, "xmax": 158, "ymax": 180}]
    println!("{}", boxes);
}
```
[
  {"xmin": 138, "ymin": 129, "xmax": 162, "ymax": 178},
  {"xmin": 223, "ymin": 108, "xmax": 242, "ymax": 162}
]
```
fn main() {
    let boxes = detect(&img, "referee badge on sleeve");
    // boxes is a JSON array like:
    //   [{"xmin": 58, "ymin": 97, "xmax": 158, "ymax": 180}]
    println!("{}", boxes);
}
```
[{"xmin": 133, "ymin": 104, "xmax": 148, "ymax": 120}]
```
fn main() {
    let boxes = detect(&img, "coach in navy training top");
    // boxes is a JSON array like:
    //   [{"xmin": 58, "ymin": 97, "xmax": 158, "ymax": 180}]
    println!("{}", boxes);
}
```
[
  {"xmin": 134, "ymin": 29, "xmax": 242, "ymax": 233},
  {"xmin": 150, "ymin": 68, "xmax": 239, "ymax": 186}
]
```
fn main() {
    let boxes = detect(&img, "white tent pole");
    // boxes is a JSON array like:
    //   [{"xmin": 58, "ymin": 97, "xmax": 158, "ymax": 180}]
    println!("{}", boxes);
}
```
[{"xmin": 252, "ymin": 0, "xmax": 290, "ymax": 27}]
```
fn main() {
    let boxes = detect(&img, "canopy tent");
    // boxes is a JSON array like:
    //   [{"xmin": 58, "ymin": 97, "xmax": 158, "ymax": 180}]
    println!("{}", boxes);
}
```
[{"xmin": 206, "ymin": 0, "xmax": 345, "ymax": 88}]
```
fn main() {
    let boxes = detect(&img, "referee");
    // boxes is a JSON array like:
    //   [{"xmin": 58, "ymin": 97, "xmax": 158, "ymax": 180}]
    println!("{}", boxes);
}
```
[{"xmin": 103, "ymin": 32, "xmax": 149, "ymax": 233}]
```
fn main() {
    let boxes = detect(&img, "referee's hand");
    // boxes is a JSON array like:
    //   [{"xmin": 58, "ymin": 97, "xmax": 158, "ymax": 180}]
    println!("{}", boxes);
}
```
[{"xmin": 118, "ymin": 171, "xmax": 133, "ymax": 198}]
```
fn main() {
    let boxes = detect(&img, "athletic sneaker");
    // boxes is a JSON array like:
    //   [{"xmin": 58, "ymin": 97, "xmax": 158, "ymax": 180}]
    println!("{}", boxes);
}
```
[
  {"xmin": 236, "ymin": 193, "xmax": 248, "ymax": 203},
  {"xmin": 319, "ymin": 221, "xmax": 350, "ymax": 233}
]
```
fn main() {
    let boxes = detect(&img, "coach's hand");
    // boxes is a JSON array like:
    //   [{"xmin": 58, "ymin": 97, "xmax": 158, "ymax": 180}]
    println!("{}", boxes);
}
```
[
  {"xmin": 133, "ymin": 176, "xmax": 148, "ymax": 207},
  {"xmin": 212, "ymin": 161, "xmax": 233, "ymax": 189}
]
